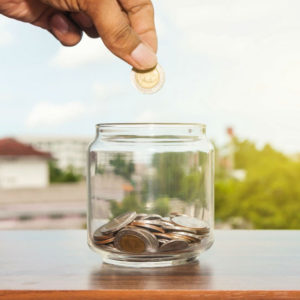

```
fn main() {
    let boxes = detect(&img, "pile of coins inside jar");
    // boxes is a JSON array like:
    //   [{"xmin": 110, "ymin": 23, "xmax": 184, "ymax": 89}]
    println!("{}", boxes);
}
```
[{"xmin": 93, "ymin": 212, "xmax": 210, "ymax": 254}]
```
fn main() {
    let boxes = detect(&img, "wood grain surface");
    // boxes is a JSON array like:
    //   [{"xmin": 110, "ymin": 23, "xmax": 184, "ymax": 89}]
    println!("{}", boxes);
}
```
[{"xmin": 0, "ymin": 230, "xmax": 300, "ymax": 299}]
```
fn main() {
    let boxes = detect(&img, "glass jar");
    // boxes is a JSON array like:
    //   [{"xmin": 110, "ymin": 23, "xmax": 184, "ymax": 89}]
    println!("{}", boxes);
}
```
[{"xmin": 87, "ymin": 123, "xmax": 214, "ymax": 267}]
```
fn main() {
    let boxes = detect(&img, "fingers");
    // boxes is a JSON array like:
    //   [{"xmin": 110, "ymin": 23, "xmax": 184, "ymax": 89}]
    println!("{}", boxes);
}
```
[
  {"xmin": 26, "ymin": 0, "xmax": 158, "ymax": 69},
  {"xmin": 30, "ymin": 6, "xmax": 82, "ymax": 47},
  {"xmin": 71, "ymin": 12, "xmax": 93, "ymax": 28},
  {"xmin": 70, "ymin": 12, "xmax": 99, "ymax": 38},
  {"xmin": 49, "ymin": 13, "xmax": 82, "ymax": 46},
  {"xmin": 82, "ymin": 0, "xmax": 157, "ymax": 70},
  {"xmin": 118, "ymin": 0, "xmax": 157, "ymax": 52}
]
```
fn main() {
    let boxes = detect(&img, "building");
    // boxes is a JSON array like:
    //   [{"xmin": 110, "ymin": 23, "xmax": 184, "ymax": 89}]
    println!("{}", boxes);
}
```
[
  {"xmin": 0, "ymin": 138, "xmax": 51, "ymax": 189},
  {"xmin": 18, "ymin": 136, "xmax": 92, "ymax": 174}
]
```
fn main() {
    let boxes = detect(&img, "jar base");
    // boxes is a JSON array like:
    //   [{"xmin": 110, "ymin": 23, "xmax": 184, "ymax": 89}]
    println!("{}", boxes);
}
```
[{"xmin": 102, "ymin": 253, "xmax": 199, "ymax": 268}]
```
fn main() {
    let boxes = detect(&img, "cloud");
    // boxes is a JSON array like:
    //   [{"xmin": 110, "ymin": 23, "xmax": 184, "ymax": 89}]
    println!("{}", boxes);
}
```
[
  {"xmin": 26, "ymin": 101, "xmax": 85, "ymax": 128},
  {"xmin": 163, "ymin": 0, "xmax": 294, "ymax": 25},
  {"xmin": 155, "ymin": 0, "xmax": 300, "ymax": 152},
  {"xmin": 0, "ymin": 17, "xmax": 13, "ymax": 46},
  {"xmin": 162, "ymin": 0, "xmax": 300, "ymax": 59},
  {"xmin": 51, "ymin": 35, "xmax": 115, "ymax": 68},
  {"xmin": 92, "ymin": 82, "xmax": 127, "ymax": 99}
]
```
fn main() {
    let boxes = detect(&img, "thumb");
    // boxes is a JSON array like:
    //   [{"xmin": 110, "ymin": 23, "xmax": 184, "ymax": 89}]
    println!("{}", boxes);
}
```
[{"xmin": 83, "ymin": 0, "xmax": 157, "ymax": 70}]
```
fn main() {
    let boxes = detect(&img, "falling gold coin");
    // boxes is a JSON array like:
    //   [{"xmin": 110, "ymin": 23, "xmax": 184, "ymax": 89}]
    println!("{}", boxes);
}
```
[{"xmin": 131, "ymin": 64, "xmax": 165, "ymax": 94}]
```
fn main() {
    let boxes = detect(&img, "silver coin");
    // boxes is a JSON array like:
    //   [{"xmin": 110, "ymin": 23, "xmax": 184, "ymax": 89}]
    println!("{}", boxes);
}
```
[
  {"xmin": 131, "ymin": 64, "xmax": 165, "ymax": 94},
  {"xmin": 158, "ymin": 239, "xmax": 170, "ymax": 245},
  {"xmin": 98, "ymin": 244, "xmax": 122, "ymax": 253},
  {"xmin": 134, "ymin": 213, "xmax": 148, "ymax": 220},
  {"xmin": 130, "ymin": 221, "xmax": 164, "ymax": 233},
  {"xmin": 93, "ymin": 229, "xmax": 114, "ymax": 241},
  {"xmin": 99, "ymin": 212, "xmax": 137, "ymax": 235},
  {"xmin": 153, "ymin": 232, "xmax": 174, "ymax": 240},
  {"xmin": 170, "ymin": 212, "xmax": 184, "ymax": 217},
  {"xmin": 136, "ymin": 227, "xmax": 159, "ymax": 251},
  {"xmin": 163, "ymin": 224, "xmax": 198, "ymax": 234},
  {"xmin": 160, "ymin": 220, "xmax": 174, "ymax": 226},
  {"xmin": 171, "ymin": 216, "xmax": 209, "ymax": 231},
  {"xmin": 131, "ymin": 219, "xmax": 163, "ymax": 226},
  {"xmin": 159, "ymin": 240, "xmax": 189, "ymax": 252},
  {"xmin": 170, "ymin": 231, "xmax": 203, "ymax": 242},
  {"xmin": 143, "ymin": 214, "xmax": 163, "ymax": 220},
  {"xmin": 195, "ymin": 228, "xmax": 210, "ymax": 235}
]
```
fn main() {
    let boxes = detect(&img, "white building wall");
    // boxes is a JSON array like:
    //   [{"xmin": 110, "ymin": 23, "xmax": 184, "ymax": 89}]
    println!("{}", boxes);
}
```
[
  {"xmin": 18, "ymin": 136, "xmax": 92, "ymax": 174},
  {"xmin": 0, "ymin": 158, "xmax": 49, "ymax": 189}
]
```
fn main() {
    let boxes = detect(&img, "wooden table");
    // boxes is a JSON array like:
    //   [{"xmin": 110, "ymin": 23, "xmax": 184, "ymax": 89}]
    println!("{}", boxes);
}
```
[{"xmin": 0, "ymin": 230, "xmax": 299, "ymax": 299}]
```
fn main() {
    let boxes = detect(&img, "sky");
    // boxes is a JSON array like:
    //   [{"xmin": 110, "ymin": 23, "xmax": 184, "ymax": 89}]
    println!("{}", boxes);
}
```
[{"xmin": 0, "ymin": 0, "xmax": 300, "ymax": 153}]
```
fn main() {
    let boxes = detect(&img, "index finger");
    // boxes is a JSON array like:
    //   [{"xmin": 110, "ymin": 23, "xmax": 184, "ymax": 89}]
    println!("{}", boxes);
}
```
[{"xmin": 118, "ymin": 0, "xmax": 157, "ymax": 52}]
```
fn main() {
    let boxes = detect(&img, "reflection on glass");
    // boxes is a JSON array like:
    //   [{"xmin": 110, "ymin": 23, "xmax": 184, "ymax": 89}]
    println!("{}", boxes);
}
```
[{"xmin": 88, "ymin": 123, "xmax": 214, "ymax": 267}]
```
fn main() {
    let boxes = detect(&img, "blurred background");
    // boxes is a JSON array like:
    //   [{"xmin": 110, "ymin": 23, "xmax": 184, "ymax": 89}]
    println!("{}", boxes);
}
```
[{"xmin": 1, "ymin": 0, "xmax": 300, "ymax": 230}]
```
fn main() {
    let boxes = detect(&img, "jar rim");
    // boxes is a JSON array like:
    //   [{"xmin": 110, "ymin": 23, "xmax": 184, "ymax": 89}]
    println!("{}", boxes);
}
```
[
  {"xmin": 96, "ymin": 122, "xmax": 206, "ymax": 128},
  {"xmin": 95, "ymin": 123, "xmax": 207, "ymax": 142}
]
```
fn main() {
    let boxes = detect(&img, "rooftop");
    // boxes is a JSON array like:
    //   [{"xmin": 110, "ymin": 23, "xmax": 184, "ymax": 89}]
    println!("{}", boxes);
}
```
[{"xmin": 0, "ymin": 138, "xmax": 51, "ymax": 158}]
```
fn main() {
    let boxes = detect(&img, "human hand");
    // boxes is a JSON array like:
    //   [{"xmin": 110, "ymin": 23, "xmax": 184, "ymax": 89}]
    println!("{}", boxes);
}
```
[{"xmin": 0, "ymin": 0, "xmax": 157, "ymax": 70}]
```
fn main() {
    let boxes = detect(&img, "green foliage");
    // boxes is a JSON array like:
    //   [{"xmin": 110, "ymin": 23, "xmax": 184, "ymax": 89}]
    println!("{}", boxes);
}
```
[
  {"xmin": 152, "ymin": 197, "xmax": 171, "ymax": 217},
  {"xmin": 151, "ymin": 152, "xmax": 207, "ymax": 206},
  {"xmin": 110, "ymin": 193, "xmax": 144, "ymax": 218},
  {"xmin": 108, "ymin": 138, "xmax": 300, "ymax": 229},
  {"xmin": 152, "ymin": 152, "xmax": 187, "ymax": 198},
  {"xmin": 179, "ymin": 171, "xmax": 204, "ymax": 204},
  {"xmin": 215, "ymin": 179, "xmax": 240, "ymax": 221},
  {"xmin": 234, "ymin": 139, "xmax": 288, "ymax": 170},
  {"xmin": 215, "ymin": 140, "xmax": 300, "ymax": 229},
  {"xmin": 49, "ymin": 161, "xmax": 82, "ymax": 183},
  {"xmin": 96, "ymin": 164, "xmax": 105, "ymax": 174},
  {"xmin": 109, "ymin": 154, "xmax": 135, "ymax": 180}
]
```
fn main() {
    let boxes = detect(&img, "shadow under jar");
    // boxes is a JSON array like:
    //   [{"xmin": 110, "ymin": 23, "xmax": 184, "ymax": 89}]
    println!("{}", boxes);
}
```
[{"xmin": 87, "ymin": 123, "xmax": 214, "ymax": 267}]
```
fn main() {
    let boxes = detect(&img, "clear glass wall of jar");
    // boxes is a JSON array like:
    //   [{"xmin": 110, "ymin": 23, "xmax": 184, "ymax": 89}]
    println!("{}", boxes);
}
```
[{"xmin": 87, "ymin": 123, "xmax": 214, "ymax": 267}]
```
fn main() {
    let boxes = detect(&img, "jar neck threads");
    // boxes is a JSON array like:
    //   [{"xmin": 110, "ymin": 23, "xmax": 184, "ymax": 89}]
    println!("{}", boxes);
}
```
[{"xmin": 96, "ymin": 123, "xmax": 206, "ymax": 143}]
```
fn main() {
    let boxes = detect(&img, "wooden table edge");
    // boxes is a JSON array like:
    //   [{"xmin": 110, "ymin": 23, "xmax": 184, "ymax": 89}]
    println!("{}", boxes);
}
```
[{"xmin": 1, "ymin": 290, "xmax": 300, "ymax": 300}]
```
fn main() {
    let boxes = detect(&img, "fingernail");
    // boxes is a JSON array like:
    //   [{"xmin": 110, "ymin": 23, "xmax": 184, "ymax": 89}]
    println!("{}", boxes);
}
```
[
  {"xmin": 51, "ymin": 15, "xmax": 69, "ymax": 35},
  {"xmin": 131, "ymin": 43, "xmax": 157, "ymax": 70}
]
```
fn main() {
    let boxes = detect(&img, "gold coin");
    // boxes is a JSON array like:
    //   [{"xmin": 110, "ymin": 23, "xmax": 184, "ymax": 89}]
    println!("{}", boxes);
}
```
[
  {"xmin": 93, "ymin": 233, "xmax": 113, "ymax": 241},
  {"xmin": 114, "ymin": 228, "xmax": 158, "ymax": 254},
  {"xmin": 170, "ymin": 212, "xmax": 183, "ymax": 217},
  {"xmin": 131, "ymin": 221, "xmax": 165, "ymax": 233},
  {"xmin": 94, "ymin": 237, "xmax": 115, "ymax": 245},
  {"xmin": 143, "ymin": 214, "xmax": 163, "ymax": 220},
  {"xmin": 153, "ymin": 233, "xmax": 174, "ymax": 240},
  {"xmin": 159, "ymin": 240, "xmax": 189, "ymax": 252},
  {"xmin": 131, "ymin": 64, "xmax": 165, "ymax": 94},
  {"xmin": 119, "ymin": 235, "xmax": 146, "ymax": 253}
]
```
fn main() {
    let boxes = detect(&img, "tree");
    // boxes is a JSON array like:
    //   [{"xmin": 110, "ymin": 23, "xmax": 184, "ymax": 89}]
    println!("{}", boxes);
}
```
[
  {"xmin": 215, "ymin": 139, "xmax": 300, "ymax": 229},
  {"xmin": 152, "ymin": 197, "xmax": 171, "ymax": 217},
  {"xmin": 152, "ymin": 152, "xmax": 187, "ymax": 198},
  {"xmin": 109, "ymin": 154, "xmax": 135, "ymax": 181},
  {"xmin": 49, "ymin": 161, "xmax": 82, "ymax": 183},
  {"xmin": 110, "ymin": 192, "xmax": 144, "ymax": 218}
]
